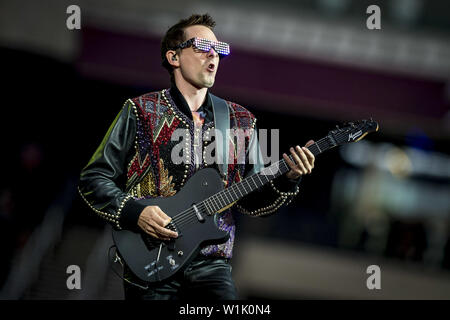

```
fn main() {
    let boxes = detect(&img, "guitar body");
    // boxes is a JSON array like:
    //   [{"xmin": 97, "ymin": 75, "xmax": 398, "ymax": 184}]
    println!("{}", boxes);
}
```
[{"xmin": 112, "ymin": 168, "xmax": 229, "ymax": 283}]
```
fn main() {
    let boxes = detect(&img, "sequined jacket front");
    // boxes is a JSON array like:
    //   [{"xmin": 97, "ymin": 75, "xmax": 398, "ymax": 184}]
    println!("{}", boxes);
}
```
[{"xmin": 78, "ymin": 89, "xmax": 300, "ymax": 258}]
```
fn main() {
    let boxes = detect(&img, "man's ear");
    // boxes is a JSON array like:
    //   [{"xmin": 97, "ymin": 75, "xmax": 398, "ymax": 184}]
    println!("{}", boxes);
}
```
[{"xmin": 166, "ymin": 50, "xmax": 179, "ymax": 67}]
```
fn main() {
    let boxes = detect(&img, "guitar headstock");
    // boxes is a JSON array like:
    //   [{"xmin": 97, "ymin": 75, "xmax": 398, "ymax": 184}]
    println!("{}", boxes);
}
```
[{"xmin": 328, "ymin": 119, "xmax": 379, "ymax": 147}]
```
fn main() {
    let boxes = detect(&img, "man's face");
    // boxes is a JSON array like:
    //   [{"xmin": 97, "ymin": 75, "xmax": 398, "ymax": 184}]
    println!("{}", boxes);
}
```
[{"xmin": 176, "ymin": 25, "xmax": 220, "ymax": 89}]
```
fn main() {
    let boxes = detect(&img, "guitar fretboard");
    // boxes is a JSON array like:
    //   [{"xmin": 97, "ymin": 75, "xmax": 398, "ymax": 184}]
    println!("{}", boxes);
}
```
[{"xmin": 201, "ymin": 136, "xmax": 335, "ymax": 215}]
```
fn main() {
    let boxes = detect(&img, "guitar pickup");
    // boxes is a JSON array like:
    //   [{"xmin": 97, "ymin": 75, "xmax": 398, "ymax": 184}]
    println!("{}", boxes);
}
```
[{"xmin": 193, "ymin": 204, "xmax": 205, "ymax": 222}]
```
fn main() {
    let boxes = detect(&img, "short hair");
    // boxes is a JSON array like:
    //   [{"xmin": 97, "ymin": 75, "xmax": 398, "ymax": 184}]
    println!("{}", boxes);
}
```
[{"xmin": 161, "ymin": 13, "xmax": 216, "ymax": 80}]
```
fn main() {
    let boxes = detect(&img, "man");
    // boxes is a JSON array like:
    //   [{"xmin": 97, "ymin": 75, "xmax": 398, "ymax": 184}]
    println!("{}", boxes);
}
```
[{"xmin": 78, "ymin": 13, "xmax": 315, "ymax": 300}]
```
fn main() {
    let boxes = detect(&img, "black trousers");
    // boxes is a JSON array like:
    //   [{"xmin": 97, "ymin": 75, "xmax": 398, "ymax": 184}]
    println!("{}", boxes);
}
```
[{"xmin": 123, "ymin": 255, "xmax": 238, "ymax": 300}]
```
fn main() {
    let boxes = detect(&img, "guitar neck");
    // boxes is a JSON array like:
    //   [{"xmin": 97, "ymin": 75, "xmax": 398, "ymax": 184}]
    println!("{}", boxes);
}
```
[{"xmin": 202, "ymin": 135, "xmax": 335, "ymax": 214}]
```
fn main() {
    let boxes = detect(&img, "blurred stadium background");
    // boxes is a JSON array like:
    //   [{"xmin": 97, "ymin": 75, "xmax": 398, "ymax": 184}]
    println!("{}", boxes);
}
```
[{"xmin": 0, "ymin": 0, "xmax": 449, "ymax": 299}]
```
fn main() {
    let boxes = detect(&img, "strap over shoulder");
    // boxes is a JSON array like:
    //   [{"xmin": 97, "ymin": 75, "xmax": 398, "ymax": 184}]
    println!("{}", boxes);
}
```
[{"xmin": 210, "ymin": 93, "xmax": 230, "ymax": 179}]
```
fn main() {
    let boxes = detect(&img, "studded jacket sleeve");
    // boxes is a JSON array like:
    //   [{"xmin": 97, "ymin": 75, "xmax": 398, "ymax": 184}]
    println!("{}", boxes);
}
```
[
  {"xmin": 78, "ymin": 100, "xmax": 147, "ymax": 232},
  {"xmin": 235, "ymin": 124, "xmax": 301, "ymax": 217}
]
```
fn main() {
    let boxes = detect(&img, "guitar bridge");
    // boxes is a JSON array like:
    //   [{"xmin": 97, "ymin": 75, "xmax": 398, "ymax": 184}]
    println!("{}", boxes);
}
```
[{"xmin": 167, "ymin": 221, "xmax": 179, "ymax": 234}]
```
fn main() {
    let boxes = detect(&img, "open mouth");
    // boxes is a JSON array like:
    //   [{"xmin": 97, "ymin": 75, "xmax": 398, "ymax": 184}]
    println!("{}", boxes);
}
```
[{"xmin": 207, "ymin": 63, "xmax": 215, "ymax": 72}]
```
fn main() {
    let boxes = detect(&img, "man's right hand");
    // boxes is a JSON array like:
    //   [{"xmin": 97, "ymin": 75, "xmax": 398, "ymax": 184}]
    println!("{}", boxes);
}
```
[{"xmin": 137, "ymin": 206, "xmax": 178, "ymax": 240}]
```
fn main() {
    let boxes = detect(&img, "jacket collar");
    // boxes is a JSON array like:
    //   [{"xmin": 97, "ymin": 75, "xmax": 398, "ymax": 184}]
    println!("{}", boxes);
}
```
[{"xmin": 169, "ymin": 81, "xmax": 213, "ymax": 121}]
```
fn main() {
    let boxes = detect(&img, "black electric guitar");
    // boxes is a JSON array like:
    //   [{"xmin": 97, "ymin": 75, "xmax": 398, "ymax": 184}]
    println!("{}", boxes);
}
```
[{"xmin": 112, "ymin": 119, "xmax": 379, "ymax": 283}]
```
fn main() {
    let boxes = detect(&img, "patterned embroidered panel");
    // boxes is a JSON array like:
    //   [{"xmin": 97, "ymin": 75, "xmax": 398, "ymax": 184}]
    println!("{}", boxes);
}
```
[
  {"xmin": 126, "ymin": 90, "xmax": 258, "ymax": 259},
  {"xmin": 158, "ymin": 158, "xmax": 177, "ymax": 197},
  {"xmin": 127, "ymin": 153, "xmax": 151, "ymax": 185},
  {"xmin": 229, "ymin": 102, "xmax": 256, "ymax": 129},
  {"xmin": 130, "ymin": 158, "xmax": 176, "ymax": 198},
  {"xmin": 128, "ymin": 92, "xmax": 181, "ymax": 195},
  {"xmin": 200, "ymin": 209, "xmax": 235, "ymax": 257}
]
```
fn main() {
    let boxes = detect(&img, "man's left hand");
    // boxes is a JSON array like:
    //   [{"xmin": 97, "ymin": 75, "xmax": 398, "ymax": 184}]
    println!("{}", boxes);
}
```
[{"xmin": 283, "ymin": 140, "xmax": 315, "ymax": 180}]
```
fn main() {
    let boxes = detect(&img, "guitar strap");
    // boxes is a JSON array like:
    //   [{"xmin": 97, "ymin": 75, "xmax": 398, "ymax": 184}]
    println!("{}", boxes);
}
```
[{"xmin": 210, "ymin": 93, "xmax": 230, "ymax": 179}]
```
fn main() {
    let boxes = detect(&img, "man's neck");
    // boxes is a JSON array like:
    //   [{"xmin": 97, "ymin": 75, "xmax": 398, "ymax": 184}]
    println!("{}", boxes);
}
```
[{"xmin": 174, "ymin": 78, "xmax": 208, "ymax": 112}]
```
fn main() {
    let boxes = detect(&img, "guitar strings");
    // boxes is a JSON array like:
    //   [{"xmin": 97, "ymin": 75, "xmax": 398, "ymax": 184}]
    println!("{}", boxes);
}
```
[
  {"xmin": 168, "ymin": 131, "xmax": 350, "ymax": 230},
  {"xmin": 172, "ymin": 134, "xmax": 333, "ymax": 224},
  {"xmin": 170, "ymin": 132, "xmax": 349, "ymax": 229},
  {"xmin": 169, "ymin": 134, "xmax": 342, "ymax": 230}
]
